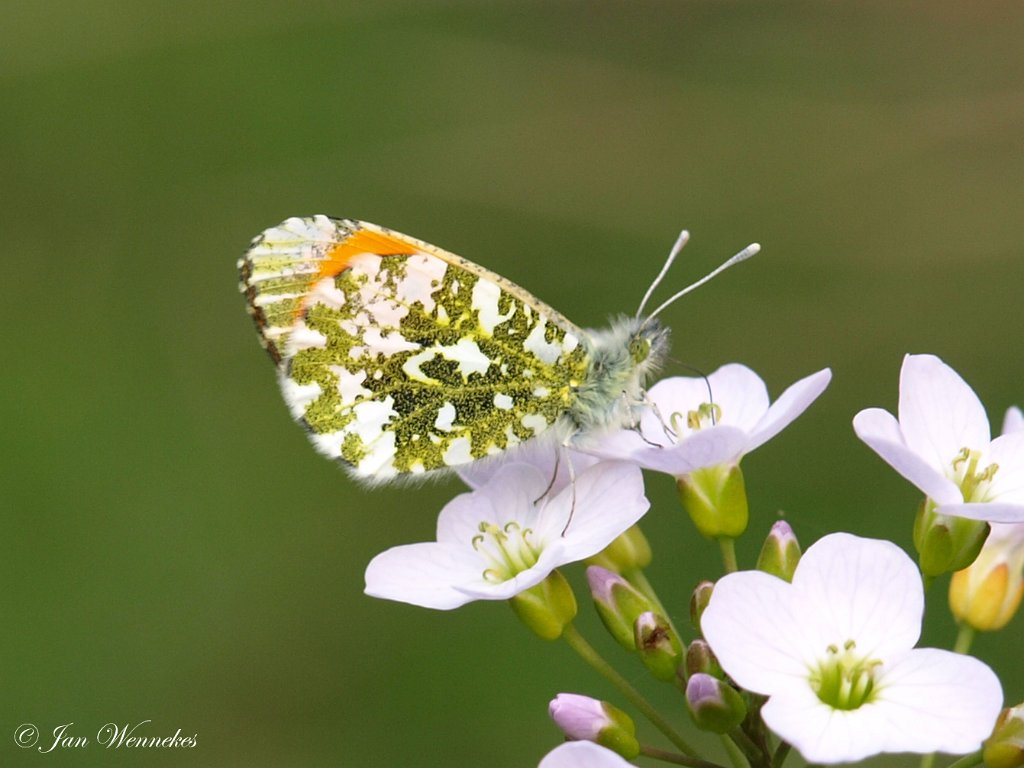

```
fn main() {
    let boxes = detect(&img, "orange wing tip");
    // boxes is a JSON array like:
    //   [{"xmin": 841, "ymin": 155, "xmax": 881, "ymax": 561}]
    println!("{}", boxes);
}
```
[{"xmin": 316, "ymin": 226, "xmax": 425, "ymax": 283}]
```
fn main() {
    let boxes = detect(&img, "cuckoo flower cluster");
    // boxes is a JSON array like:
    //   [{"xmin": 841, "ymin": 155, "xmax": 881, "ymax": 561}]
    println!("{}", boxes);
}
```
[{"xmin": 364, "ymin": 355, "xmax": 1024, "ymax": 768}]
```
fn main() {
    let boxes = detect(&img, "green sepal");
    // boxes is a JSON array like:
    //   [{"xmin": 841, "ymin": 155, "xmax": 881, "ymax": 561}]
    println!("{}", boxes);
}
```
[
  {"xmin": 677, "ymin": 463, "xmax": 749, "ymax": 539},
  {"xmin": 984, "ymin": 704, "xmax": 1024, "ymax": 768},
  {"xmin": 509, "ymin": 570, "xmax": 577, "ymax": 640},
  {"xmin": 589, "ymin": 567, "xmax": 656, "ymax": 650},
  {"xmin": 756, "ymin": 520, "xmax": 801, "ymax": 582},
  {"xmin": 595, "ymin": 702, "xmax": 641, "ymax": 760},
  {"xmin": 587, "ymin": 525, "xmax": 653, "ymax": 573},
  {"xmin": 690, "ymin": 580, "xmax": 714, "ymax": 633},
  {"xmin": 685, "ymin": 639, "xmax": 723, "ymax": 679},
  {"xmin": 914, "ymin": 498, "xmax": 989, "ymax": 577},
  {"xmin": 686, "ymin": 674, "xmax": 747, "ymax": 734},
  {"xmin": 634, "ymin": 612, "xmax": 684, "ymax": 682}
]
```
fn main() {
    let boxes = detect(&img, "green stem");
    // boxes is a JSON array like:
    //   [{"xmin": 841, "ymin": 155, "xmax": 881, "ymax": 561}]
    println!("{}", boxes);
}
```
[
  {"xmin": 945, "ymin": 750, "xmax": 983, "ymax": 768},
  {"xmin": 561, "ymin": 624, "xmax": 699, "ymax": 757},
  {"xmin": 727, "ymin": 726, "xmax": 765, "ymax": 768},
  {"xmin": 919, "ymin": 752, "xmax": 936, "ymax": 768},
  {"xmin": 719, "ymin": 733, "xmax": 750, "ymax": 768},
  {"xmin": 770, "ymin": 742, "xmax": 791, "ymax": 768},
  {"xmin": 639, "ymin": 744, "xmax": 728, "ymax": 768},
  {"xmin": 719, "ymin": 537, "xmax": 739, "ymax": 574},
  {"xmin": 953, "ymin": 623, "xmax": 975, "ymax": 655}
]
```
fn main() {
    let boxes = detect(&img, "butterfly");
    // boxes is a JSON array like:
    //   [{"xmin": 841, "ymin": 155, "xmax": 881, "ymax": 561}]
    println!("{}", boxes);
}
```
[{"xmin": 238, "ymin": 216, "xmax": 756, "ymax": 482}]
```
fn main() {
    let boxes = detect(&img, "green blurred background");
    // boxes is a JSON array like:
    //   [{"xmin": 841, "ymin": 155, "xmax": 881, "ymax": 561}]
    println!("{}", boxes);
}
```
[{"xmin": 4, "ymin": 2, "xmax": 1023, "ymax": 766}]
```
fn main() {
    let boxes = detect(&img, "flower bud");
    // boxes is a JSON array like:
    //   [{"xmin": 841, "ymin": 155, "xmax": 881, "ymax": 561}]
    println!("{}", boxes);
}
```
[
  {"xmin": 756, "ymin": 520, "xmax": 801, "ymax": 582},
  {"xmin": 949, "ymin": 524, "xmax": 1024, "ymax": 632},
  {"xmin": 634, "ymin": 611, "xmax": 683, "ymax": 682},
  {"xmin": 587, "ymin": 566, "xmax": 654, "ymax": 650},
  {"xmin": 510, "ymin": 570, "xmax": 577, "ymax": 640},
  {"xmin": 685, "ymin": 638, "xmax": 722, "ymax": 679},
  {"xmin": 984, "ymin": 703, "xmax": 1024, "ymax": 768},
  {"xmin": 685, "ymin": 673, "xmax": 747, "ymax": 733},
  {"xmin": 587, "ymin": 525, "xmax": 653, "ymax": 573},
  {"xmin": 677, "ymin": 463, "xmax": 749, "ymax": 539},
  {"xmin": 914, "ymin": 499, "xmax": 989, "ymax": 577},
  {"xmin": 690, "ymin": 580, "xmax": 714, "ymax": 632},
  {"xmin": 548, "ymin": 694, "xmax": 640, "ymax": 760}
]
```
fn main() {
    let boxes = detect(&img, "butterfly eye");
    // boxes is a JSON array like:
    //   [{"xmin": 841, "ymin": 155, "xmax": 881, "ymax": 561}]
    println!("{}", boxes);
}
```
[{"xmin": 629, "ymin": 337, "xmax": 651, "ymax": 364}]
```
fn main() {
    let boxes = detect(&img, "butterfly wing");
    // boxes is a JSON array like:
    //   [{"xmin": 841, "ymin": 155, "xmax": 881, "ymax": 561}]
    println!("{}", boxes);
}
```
[{"xmin": 239, "ymin": 216, "xmax": 590, "ymax": 481}]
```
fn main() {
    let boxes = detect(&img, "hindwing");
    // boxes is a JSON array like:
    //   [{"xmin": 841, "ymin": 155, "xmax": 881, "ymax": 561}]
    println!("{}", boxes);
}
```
[{"xmin": 239, "ymin": 216, "xmax": 591, "ymax": 480}]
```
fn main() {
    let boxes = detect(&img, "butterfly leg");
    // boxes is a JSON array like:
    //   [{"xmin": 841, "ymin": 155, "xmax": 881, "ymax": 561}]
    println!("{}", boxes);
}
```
[{"xmin": 559, "ymin": 441, "xmax": 578, "ymax": 537}]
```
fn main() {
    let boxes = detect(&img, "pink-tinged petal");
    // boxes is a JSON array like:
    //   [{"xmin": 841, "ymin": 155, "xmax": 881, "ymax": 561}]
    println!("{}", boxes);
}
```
[
  {"xmin": 936, "ymin": 502, "xmax": 1024, "ymax": 524},
  {"xmin": 436, "ymin": 464, "xmax": 548, "ymax": 544},
  {"xmin": 746, "ymin": 368, "xmax": 832, "ymax": 453},
  {"xmin": 701, "ymin": 570, "xmax": 816, "ymax": 694},
  {"xmin": 898, "ymin": 354, "xmax": 991, "ymax": 470},
  {"xmin": 701, "ymin": 364, "xmax": 772, "ymax": 431},
  {"xmin": 985, "ymin": 430, "xmax": 1024, "ymax": 503},
  {"xmin": 435, "ymin": 491, "xmax": 497, "ymax": 545},
  {"xmin": 1004, "ymin": 406, "xmax": 1024, "ymax": 435},
  {"xmin": 874, "ymin": 648, "xmax": 1003, "ymax": 755},
  {"xmin": 647, "ymin": 374, "xmax": 733, "ymax": 436},
  {"xmin": 791, "ymin": 534, "xmax": 922, "ymax": 657},
  {"xmin": 629, "ymin": 427, "xmax": 750, "ymax": 475},
  {"xmin": 581, "ymin": 427, "xmax": 657, "ymax": 462},
  {"xmin": 853, "ymin": 408, "xmax": 961, "ymax": 504},
  {"xmin": 364, "ymin": 542, "xmax": 482, "ymax": 610},
  {"xmin": 552, "ymin": 462, "xmax": 650, "ymax": 561},
  {"xmin": 538, "ymin": 741, "xmax": 634, "ymax": 768},
  {"xmin": 458, "ymin": 441, "xmax": 598, "ymax": 493}
]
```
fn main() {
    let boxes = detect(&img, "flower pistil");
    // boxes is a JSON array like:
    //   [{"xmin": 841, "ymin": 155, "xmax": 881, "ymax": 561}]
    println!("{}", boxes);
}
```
[
  {"xmin": 475, "ymin": 521, "xmax": 540, "ymax": 583},
  {"xmin": 810, "ymin": 639, "xmax": 881, "ymax": 710}
]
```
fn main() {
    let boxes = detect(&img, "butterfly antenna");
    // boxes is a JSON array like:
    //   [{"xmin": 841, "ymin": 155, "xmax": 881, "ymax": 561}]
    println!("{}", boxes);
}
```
[
  {"xmin": 643, "ymin": 241, "xmax": 760, "ymax": 324},
  {"xmin": 635, "ymin": 229, "xmax": 690, "ymax": 319},
  {"xmin": 674, "ymin": 362, "xmax": 717, "ymax": 424}
]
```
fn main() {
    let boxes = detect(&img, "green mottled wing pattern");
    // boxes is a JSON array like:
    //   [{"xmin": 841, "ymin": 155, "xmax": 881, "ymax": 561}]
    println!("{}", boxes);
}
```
[{"xmin": 239, "ymin": 216, "xmax": 590, "ymax": 481}]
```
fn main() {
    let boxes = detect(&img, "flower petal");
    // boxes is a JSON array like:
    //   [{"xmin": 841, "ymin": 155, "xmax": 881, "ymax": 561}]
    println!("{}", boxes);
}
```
[
  {"xmin": 761, "ymin": 685, "xmax": 874, "ymax": 764},
  {"xmin": 898, "ymin": 354, "xmax": 991, "ymax": 470},
  {"xmin": 631, "ymin": 427, "xmax": 751, "ymax": 475},
  {"xmin": 701, "ymin": 569, "xmax": 814, "ymax": 694},
  {"xmin": 364, "ymin": 542, "xmax": 482, "ymax": 610},
  {"xmin": 701, "ymin": 364, "xmax": 772, "ymax": 431},
  {"xmin": 853, "ymin": 407, "xmax": 961, "ymax": 504},
  {"xmin": 457, "ymin": 441, "xmax": 598, "ymax": 493},
  {"xmin": 538, "ymin": 741, "xmax": 634, "ymax": 768},
  {"xmin": 985, "ymin": 430, "xmax": 1024, "ymax": 504},
  {"xmin": 936, "ymin": 501, "xmax": 1024, "ymax": 524},
  {"xmin": 760, "ymin": 647, "xmax": 1002, "ymax": 764},
  {"xmin": 1004, "ymin": 406, "xmax": 1024, "ymax": 435},
  {"xmin": 791, "ymin": 533, "xmax": 922, "ymax": 658},
  {"xmin": 746, "ymin": 368, "xmax": 832, "ymax": 453},
  {"xmin": 436, "ymin": 463, "xmax": 548, "ymax": 545},
  {"xmin": 874, "ymin": 648, "xmax": 1003, "ymax": 756},
  {"xmin": 551, "ymin": 462, "xmax": 650, "ymax": 561}
]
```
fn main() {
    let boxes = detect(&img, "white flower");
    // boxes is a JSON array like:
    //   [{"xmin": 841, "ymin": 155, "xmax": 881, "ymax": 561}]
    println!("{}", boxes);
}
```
[
  {"xmin": 583, "ymin": 364, "xmax": 831, "ymax": 476},
  {"xmin": 854, "ymin": 354, "xmax": 1024, "ymax": 522},
  {"xmin": 364, "ymin": 461, "xmax": 649, "ymax": 610},
  {"xmin": 701, "ymin": 532, "xmax": 1003, "ymax": 764},
  {"xmin": 538, "ymin": 741, "xmax": 635, "ymax": 768}
]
